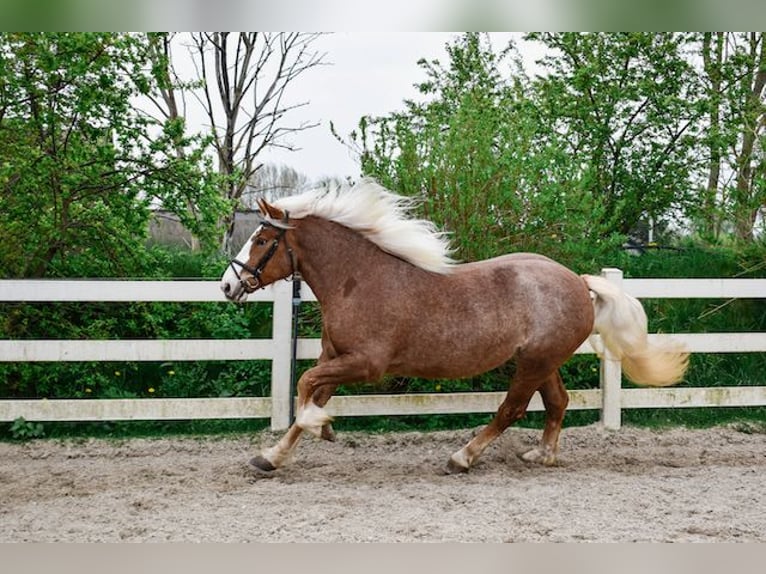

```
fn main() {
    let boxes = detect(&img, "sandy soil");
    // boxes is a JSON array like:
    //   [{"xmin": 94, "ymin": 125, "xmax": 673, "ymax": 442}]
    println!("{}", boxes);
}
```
[{"xmin": 1, "ymin": 423, "xmax": 764, "ymax": 542}]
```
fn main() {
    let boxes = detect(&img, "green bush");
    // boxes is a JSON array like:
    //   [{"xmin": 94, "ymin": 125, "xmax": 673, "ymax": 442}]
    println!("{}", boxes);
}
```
[{"xmin": 10, "ymin": 417, "xmax": 45, "ymax": 440}]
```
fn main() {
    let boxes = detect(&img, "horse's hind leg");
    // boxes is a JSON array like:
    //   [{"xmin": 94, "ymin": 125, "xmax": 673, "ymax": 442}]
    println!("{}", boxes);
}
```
[
  {"xmin": 519, "ymin": 370, "xmax": 568, "ymax": 466},
  {"xmin": 447, "ymin": 379, "xmax": 537, "ymax": 474}
]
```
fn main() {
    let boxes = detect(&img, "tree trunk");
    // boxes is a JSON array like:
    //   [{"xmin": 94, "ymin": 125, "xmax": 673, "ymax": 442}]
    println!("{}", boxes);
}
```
[
  {"xmin": 702, "ymin": 32, "xmax": 724, "ymax": 240},
  {"xmin": 733, "ymin": 33, "xmax": 766, "ymax": 241}
]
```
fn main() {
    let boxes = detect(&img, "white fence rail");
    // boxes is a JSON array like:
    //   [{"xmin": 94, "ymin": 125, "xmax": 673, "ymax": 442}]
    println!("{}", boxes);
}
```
[{"xmin": 1, "ymin": 271, "xmax": 765, "ymax": 431}]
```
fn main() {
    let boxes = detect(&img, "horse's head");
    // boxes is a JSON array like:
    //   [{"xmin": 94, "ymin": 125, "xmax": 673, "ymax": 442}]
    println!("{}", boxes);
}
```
[{"xmin": 220, "ymin": 198, "xmax": 297, "ymax": 302}]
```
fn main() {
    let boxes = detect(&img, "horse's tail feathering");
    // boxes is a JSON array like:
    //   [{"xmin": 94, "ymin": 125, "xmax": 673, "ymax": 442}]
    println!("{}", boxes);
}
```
[{"xmin": 583, "ymin": 275, "xmax": 689, "ymax": 387}]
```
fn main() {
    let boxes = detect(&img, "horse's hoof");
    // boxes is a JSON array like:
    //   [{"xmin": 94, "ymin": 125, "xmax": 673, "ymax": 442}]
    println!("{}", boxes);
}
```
[
  {"xmin": 445, "ymin": 458, "xmax": 469, "ymax": 474},
  {"xmin": 248, "ymin": 455, "xmax": 277, "ymax": 473},
  {"xmin": 320, "ymin": 424, "xmax": 336, "ymax": 442},
  {"xmin": 519, "ymin": 448, "xmax": 557, "ymax": 466}
]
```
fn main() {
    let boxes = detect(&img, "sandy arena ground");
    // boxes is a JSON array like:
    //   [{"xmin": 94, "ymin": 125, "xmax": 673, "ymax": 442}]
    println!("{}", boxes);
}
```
[{"xmin": 1, "ymin": 423, "xmax": 764, "ymax": 542}]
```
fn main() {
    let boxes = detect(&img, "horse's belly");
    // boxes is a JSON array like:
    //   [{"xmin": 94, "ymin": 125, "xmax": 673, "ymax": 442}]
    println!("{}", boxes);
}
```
[{"xmin": 390, "ymin": 331, "xmax": 519, "ymax": 379}]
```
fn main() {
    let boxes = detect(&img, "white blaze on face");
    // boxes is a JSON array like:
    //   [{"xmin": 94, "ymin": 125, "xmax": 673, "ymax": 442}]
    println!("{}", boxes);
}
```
[{"xmin": 220, "ymin": 225, "xmax": 262, "ymax": 302}]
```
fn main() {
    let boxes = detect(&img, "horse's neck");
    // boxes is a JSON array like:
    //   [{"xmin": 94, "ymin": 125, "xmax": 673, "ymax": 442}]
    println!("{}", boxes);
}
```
[{"xmin": 294, "ymin": 217, "xmax": 391, "ymax": 304}]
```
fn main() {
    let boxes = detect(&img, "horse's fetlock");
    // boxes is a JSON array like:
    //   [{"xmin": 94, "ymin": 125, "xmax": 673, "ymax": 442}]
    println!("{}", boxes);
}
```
[{"xmin": 296, "ymin": 402, "xmax": 333, "ymax": 437}]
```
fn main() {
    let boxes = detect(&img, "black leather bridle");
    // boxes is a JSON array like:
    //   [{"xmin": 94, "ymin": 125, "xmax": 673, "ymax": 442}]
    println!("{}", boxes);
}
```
[{"xmin": 228, "ymin": 212, "xmax": 296, "ymax": 293}]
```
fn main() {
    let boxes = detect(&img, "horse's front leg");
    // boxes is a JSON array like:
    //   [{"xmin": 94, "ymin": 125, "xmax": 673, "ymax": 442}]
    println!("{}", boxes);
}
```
[
  {"xmin": 296, "ymin": 353, "xmax": 382, "ymax": 437},
  {"xmin": 248, "ymin": 392, "xmax": 334, "ymax": 473},
  {"xmin": 248, "ymin": 383, "xmax": 340, "ymax": 472},
  {"xmin": 249, "ymin": 354, "xmax": 380, "ymax": 472},
  {"xmin": 250, "ymin": 424, "xmax": 304, "ymax": 472},
  {"xmin": 313, "ymin": 384, "xmax": 339, "ymax": 442}
]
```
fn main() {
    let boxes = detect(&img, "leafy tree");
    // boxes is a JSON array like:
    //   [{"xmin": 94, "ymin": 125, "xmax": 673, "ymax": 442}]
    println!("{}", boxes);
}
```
[
  {"xmin": 0, "ymin": 33, "xmax": 222, "ymax": 278},
  {"xmin": 697, "ymin": 32, "xmax": 765, "ymax": 242},
  {"xmin": 699, "ymin": 32, "xmax": 728, "ymax": 240},
  {"xmin": 354, "ymin": 32, "xmax": 765, "ymax": 256},
  {"xmin": 527, "ymin": 32, "xmax": 701, "ymax": 236},
  {"xmin": 357, "ymin": 33, "xmax": 609, "ymax": 266},
  {"xmin": 1, "ymin": 33, "xmax": 147, "ymax": 277},
  {"xmin": 138, "ymin": 32, "xmax": 228, "ymax": 251}
]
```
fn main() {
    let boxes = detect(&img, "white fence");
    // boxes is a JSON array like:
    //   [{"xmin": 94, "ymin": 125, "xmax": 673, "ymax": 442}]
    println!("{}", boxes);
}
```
[{"xmin": 1, "ymin": 270, "xmax": 765, "ymax": 431}]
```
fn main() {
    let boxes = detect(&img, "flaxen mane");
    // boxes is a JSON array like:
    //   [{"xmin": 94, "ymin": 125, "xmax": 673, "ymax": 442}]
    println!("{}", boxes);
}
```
[{"xmin": 273, "ymin": 179, "xmax": 455, "ymax": 274}]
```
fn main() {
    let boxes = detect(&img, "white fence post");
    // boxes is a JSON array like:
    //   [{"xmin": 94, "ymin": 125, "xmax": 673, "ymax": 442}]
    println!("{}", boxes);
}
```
[
  {"xmin": 599, "ymin": 268, "xmax": 623, "ymax": 430},
  {"xmin": 270, "ymin": 281, "xmax": 293, "ymax": 430}
]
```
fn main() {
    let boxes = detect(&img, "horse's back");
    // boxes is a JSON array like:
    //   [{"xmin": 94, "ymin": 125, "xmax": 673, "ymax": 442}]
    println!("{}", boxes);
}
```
[
  {"xmin": 455, "ymin": 251, "xmax": 566, "ymax": 274},
  {"xmin": 454, "ymin": 252, "xmax": 589, "ymax": 305},
  {"xmin": 387, "ymin": 252, "xmax": 594, "ymax": 378}
]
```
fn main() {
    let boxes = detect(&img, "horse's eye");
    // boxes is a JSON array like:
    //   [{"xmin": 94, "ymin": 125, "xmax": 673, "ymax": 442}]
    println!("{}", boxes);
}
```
[{"xmin": 255, "ymin": 238, "xmax": 267, "ymax": 247}]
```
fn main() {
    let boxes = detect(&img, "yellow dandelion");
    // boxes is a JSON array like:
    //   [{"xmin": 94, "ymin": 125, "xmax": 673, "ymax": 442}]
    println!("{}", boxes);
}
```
[
  {"xmin": 148, "ymin": 387, "xmax": 155, "ymax": 394},
  {"xmin": 85, "ymin": 388, "xmax": 92, "ymax": 394},
  {"xmin": 167, "ymin": 370, "xmax": 175, "ymax": 376},
  {"xmin": 114, "ymin": 370, "xmax": 121, "ymax": 377}
]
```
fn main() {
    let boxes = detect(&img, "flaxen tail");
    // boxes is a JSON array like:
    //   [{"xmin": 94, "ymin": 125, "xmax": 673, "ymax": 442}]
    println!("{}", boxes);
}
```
[{"xmin": 583, "ymin": 275, "xmax": 688, "ymax": 386}]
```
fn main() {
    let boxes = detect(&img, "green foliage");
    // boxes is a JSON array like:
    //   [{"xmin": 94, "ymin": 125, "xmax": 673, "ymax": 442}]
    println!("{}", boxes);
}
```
[
  {"xmin": 358, "ymin": 32, "xmax": 765, "ymax": 256},
  {"xmin": 528, "ymin": 32, "xmax": 701, "ymax": 235},
  {"xmin": 694, "ymin": 32, "xmax": 766, "ymax": 242},
  {"xmin": 0, "ymin": 33, "xmax": 226, "ymax": 279},
  {"xmin": 10, "ymin": 417, "xmax": 44, "ymax": 440},
  {"xmin": 358, "ymin": 33, "xmax": 614, "ymax": 267}
]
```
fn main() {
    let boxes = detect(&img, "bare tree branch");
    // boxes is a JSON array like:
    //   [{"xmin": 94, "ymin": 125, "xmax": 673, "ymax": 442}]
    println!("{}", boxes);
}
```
[{"xmin": 187, "ymin": 32, "xmax": 328, "ymax": 252}]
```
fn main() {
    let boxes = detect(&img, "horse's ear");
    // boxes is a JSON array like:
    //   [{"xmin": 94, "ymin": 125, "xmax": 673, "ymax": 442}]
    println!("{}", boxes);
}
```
[{"xmin": 256, "ymin": 197, "xmax": 284, "ymax": 220}]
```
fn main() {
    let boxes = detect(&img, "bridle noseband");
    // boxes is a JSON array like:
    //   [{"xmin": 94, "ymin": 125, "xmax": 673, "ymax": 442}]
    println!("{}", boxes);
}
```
[{"xmin": 228, "ymin": 212, "xmax": 297, "ymax": 294}]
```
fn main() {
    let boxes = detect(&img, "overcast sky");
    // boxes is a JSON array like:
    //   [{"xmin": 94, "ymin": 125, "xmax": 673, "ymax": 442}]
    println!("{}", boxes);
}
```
[{"xmin": 247, "ymin": 33, "xmax": 534, "ymax": 182}]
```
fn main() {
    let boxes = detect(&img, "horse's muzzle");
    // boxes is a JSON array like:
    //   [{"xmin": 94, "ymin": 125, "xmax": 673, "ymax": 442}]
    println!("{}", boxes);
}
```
[{"xmin": 221, "ymin": 278, "xmax": 255, "ymax": 302}]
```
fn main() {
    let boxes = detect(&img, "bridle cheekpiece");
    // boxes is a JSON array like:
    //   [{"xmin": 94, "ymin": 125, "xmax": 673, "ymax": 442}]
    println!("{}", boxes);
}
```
[{"xmin": 228, "ymin": 210, "xmax": 296, "ymax": 294}]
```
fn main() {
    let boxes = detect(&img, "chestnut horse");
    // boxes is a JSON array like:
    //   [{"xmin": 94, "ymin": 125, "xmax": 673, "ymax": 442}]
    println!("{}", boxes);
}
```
[{"xmin": 220, "ymin": 180, "xmax": 688, "ymax": 473}]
